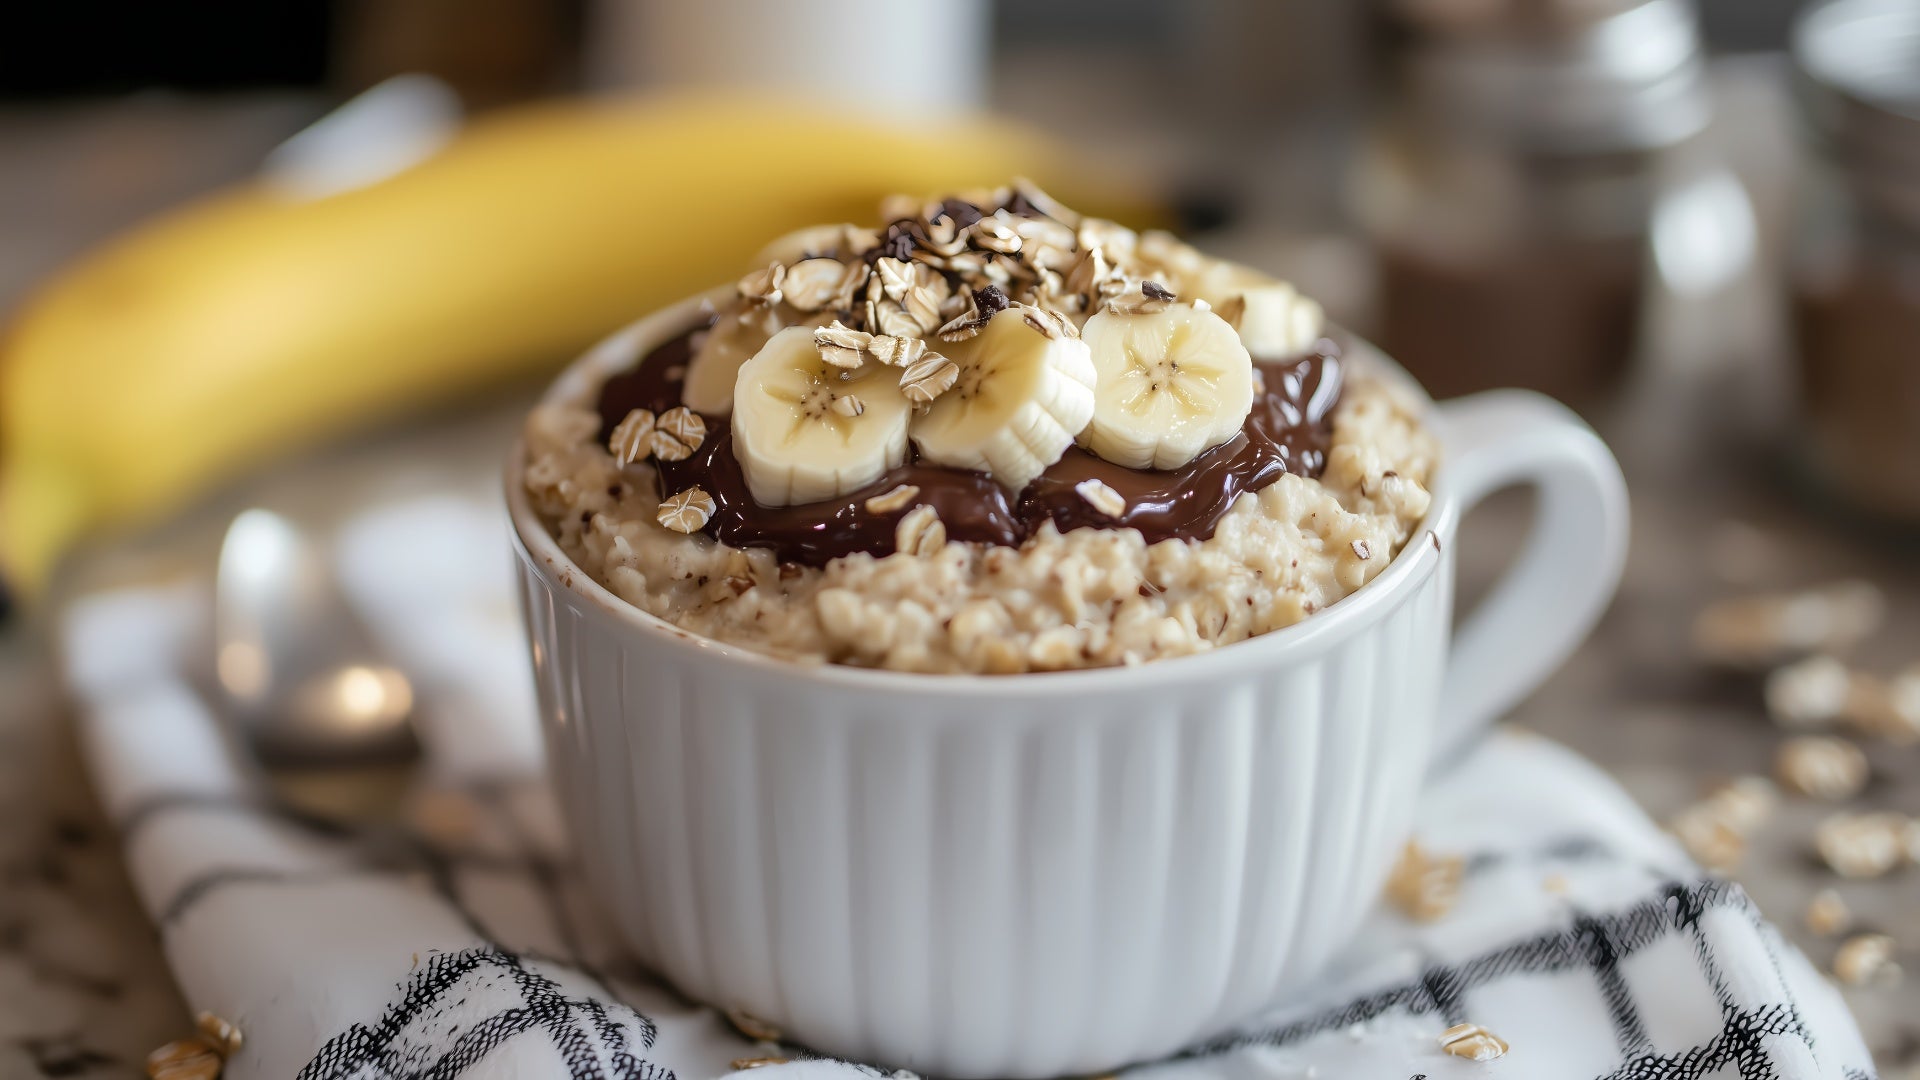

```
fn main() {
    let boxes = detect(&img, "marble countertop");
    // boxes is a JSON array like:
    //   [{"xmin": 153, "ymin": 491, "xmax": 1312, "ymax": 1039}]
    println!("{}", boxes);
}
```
[{"xmin": 2, "ymin": 69, "xmax": 1917, "ymax": 1076}]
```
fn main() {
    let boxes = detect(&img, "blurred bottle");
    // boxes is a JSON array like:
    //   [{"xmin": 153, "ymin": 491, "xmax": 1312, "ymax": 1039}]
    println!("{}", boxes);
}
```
[
  {"xmin": 585, "ymin": 0, "xmax": 989, "ymax": 114},
  {"xmin": 1790, "ymin": 0, "xmax": 1920, "ymax": 526},
  {"xmin": 336, "ymin": 0, "xmax": 582, "ymax": 108},
  {"xmin": 1354, "ymin": 0, "xmax": 1721, "ymax": 408}
]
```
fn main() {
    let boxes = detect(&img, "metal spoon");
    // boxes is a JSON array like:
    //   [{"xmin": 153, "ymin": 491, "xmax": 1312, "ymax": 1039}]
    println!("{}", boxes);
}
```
[{"xmin": 214, "ymin": 509, "xmax": 419, "ymax": 814}]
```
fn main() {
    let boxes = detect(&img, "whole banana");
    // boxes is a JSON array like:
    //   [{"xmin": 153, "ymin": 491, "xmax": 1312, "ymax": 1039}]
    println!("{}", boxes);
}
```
[{"xmin": 0, "ymin": 94, "xmax": 1157, "ymax": 599}]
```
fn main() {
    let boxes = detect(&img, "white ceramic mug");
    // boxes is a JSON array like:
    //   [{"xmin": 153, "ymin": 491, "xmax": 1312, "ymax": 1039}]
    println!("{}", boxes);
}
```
[{"xmin": 506, "ymin": 294, "xmax": 1629, "ymax": 1078}]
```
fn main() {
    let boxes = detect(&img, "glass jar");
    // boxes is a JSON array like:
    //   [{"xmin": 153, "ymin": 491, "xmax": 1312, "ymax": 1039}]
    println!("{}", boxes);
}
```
[
  {"xmin": 1356, "ymin": 0, "xmax": 1718, "ymax": 409},
  {"xmin": 1790, "ymin": 0, "xmax": 1920, "ymax": 525}
]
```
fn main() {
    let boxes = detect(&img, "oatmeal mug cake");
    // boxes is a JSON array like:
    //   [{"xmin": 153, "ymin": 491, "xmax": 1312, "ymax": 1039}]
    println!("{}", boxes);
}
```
[{"xmin": 523, "ymin": 181, "xmax": 1437, "ymax": 673}]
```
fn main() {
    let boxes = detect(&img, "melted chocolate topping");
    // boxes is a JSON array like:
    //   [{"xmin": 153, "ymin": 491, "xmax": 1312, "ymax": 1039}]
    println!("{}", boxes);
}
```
[{"xmin": 596, "ymin": 322, "xmax": 1343, "ymax": 566}]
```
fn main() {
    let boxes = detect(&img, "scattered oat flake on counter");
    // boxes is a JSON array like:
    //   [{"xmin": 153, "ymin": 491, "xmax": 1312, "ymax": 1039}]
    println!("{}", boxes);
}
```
[
  {"xmin": 1692, "ymin": 580, "xmax": 1885, "ymax": 669},
  {"xmin": 724, "ymin": 1006, "xmax": 782, "ymax": 1043},
  {"xmin": 1775, "ymin": 735, "xmax": 1869, "ymax": 800},
  {"xmin": 1438, "ymin": 1023, "xmax": 1509, "ymax": 1062},
  {"xmin": 1386, "ymin": 840, "xmax": 1463, "ymax": 922},
  {"xmin": 1669, "ymin": 776, "xmax": 1775, "ymax": 873},
  {"xmin": 730, "ymin": 1056, "xmax": 789, "ymax": 1070},
  {"xmin": 1833, "ymin": 933, "xmax": 1901, "ymax": 988},
  {"xmin": 1765, "ymin": 655, "xmax": 1855, "ymax": 729},
  {"xmin": 1846, "ymin": 666, "xmax": 1920, "ymax": 743},
  {"xmin": 193, "ymin": 1013, "xmax": 243, "ymax": 1059},
  {"xmin": 1816, "ymin": 811, "xmax": 1910, "ymax": 879},
  {"xmin": 147, "ymin": 1038, "xmax": 221, "ymax": 1080},
  {"xmin": 1806, "ymin": 888, "xmax": 1852, "ymax": 937}
]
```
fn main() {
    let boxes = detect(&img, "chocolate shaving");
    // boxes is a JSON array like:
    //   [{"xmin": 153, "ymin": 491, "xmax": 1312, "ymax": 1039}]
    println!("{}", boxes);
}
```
[
  {"xmin": 866, "ymin": 220, "xmax": 918, "ymax": 264},
  {"xmin": 939, "ymin": 198, "xmax": 983, "ymax": 228},
  {"xmin": 973, "ymin": 284, "xmax": 1011, "ymax": 317}
]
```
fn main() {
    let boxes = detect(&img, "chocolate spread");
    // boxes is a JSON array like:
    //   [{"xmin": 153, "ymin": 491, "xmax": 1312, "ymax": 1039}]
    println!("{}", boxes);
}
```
[{"xmin": 597, "ymin": 323, "xmax": 1343, "ymax": 565}]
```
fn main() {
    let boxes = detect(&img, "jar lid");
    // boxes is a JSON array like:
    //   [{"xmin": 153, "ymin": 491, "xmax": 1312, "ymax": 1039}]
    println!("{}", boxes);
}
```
[
  {"xmin": 1398, "ymin": 0, "xmax": 1711, "ymax": 156},
  {"xmin": 1793, "ymin": 0, "xmax": 1920, "ymax": 227}
]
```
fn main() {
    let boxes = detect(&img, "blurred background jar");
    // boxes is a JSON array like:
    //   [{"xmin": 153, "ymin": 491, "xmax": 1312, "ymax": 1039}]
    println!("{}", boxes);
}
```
[
  {"xmin": 1354, "ymin": 0, "xmax": 1735, "ymax": 411},
  {"xmin": 1790, "ymin": 0, "xmax": 1920, "ymax": 526}
]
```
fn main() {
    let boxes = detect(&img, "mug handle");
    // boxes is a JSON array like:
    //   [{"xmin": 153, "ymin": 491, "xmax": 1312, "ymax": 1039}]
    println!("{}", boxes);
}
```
[{"xmin": 1431, "ymin": 390, "xmax": 1630, "ymax": 758}]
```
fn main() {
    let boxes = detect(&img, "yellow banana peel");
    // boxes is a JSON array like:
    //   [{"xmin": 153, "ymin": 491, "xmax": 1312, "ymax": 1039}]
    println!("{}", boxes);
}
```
[{"xmin": 0, "ymin": 94, "xmax": 1161, "ymax": 600}]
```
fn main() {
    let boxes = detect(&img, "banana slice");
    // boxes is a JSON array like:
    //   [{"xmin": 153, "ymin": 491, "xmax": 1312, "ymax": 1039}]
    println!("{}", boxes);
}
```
[
  {"xmin": 731, "ymin": 325, "xmax": 913, "ymax": 506},
  {"xmin": 1186, "ymin": 261, "xmax": 1325, "ymax": 357},
  {"xmin": 910, "ymin": 307, "xmax": 1095, "ymax": 492},
  {"xmin": 1081, "ymin": 304, "xmax": 1254, "ymax": 470},
  {"xmin": 683, "ymin": 304, "xmax": 787, "ymax": 415}
]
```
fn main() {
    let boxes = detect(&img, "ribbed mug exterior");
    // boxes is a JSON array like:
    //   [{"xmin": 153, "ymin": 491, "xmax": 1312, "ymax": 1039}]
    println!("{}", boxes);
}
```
[{"xmin": 513, "ymin": 536, "xmax": 1452, "ymax": 1077}]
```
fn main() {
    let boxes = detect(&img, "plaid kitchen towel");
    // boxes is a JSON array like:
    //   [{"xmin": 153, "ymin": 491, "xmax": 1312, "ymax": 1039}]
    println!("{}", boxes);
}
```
[{"xmin": 59, "ymin": 496, "xmax": 1877, "ymax": 1080}]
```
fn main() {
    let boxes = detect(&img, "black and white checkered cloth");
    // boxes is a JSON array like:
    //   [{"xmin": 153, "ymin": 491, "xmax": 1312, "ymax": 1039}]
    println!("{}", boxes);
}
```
[{"xmin": 61, "ymin": 497, "xmax": 1879, "ymax": 1079}]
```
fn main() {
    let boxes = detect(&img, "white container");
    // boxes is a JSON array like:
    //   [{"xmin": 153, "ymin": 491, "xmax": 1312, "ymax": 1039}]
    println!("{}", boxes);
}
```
[{"xmin": 506, "ymin": 293, "xmax": 1628, "ymax": 1078}]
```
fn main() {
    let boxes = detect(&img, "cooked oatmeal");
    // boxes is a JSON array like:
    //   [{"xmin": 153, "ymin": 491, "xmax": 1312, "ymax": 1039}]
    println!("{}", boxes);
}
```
[{"xmin": 522, "ymin": 369, "xmax": 1435, "ymax": 673}]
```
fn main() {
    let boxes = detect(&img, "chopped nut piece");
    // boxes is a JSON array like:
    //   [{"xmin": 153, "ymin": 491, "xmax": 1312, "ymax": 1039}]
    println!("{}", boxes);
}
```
[
  {"xmin": 657, "ymin": 487, "xmax": 716, "ymax": 534},
  {"xmin": 737, "ymin": 262, "xmax": 785, "ymax": 305},
  {"xmin": 1141, "ymin": 279, "xmax": 1176, "ymax": 302},
  {"xmin": 1816, "ymin": 812, "xmax": 1909, "ymax": 879},
  {"xmin": 830, "ymin": 394, "xmax": 865, "ymax": 418},
  {"xmin": 1776, "ymin": 736, "xmax": 1869, "ymax": 800},
  {"xmin": 1693, "ymin": 581, "xmax": 1886, "ymax": 669},
  {"xmin": 725, "ymin": 1006, "xmax": 782, "ymax": 1043},
  {"xmin": 730, "ymin": 1056, "xmax": 790, "ymax": 1070},
  {"xmin": 1438, "ymin": 1023, "xmax": 1509, "ymax": 1062},
  {"xmin": 1805, "ymin": 888, "xmax": 1852, "ymax": 937},
  {"xmin": 899, "ymin": 351, "xmax": 960, "ymax": 405},
  {"xmin": 864, "ymin": 484, "xmax": 921, "ymax": 515},
  {"xmin": 1074, "ymin": 478, "xmax": 1127, "ymax": 519},
  {"xmin": 1766, "ymin": 656, "xmax": 1855, "ymax": 729},
  {"xmin": 1385, "ymin": 841, "xmax": 1464, "ymax": 922},
  {"xmin": 895, "ymin": 504, "xmax": 946, "ymax": 556},
  {"xmin": 782, "ymin": 257, "xmax": 849, "ymax": 311},
  {"xmin": 148, "ymin": 1038, "xmax": 222, "ymax": 1080},
  {"xmin": 1833, "ymin": 933, "xmax": 1901, "ymax": 987},
  {"xmin": 650, "ymin": 406, "xmax": 706, "ymax": 462},
  {"xmin": 1351, "ymin": 539, "xmax": 1372, "ymax": 560},
  {"xmin": 608, "ymin": 408, "xmax": 658, "ymax": 466},
  {"xmin": 194, "ymin": 1013, "xmax": 243, "ymax": 1059}
]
